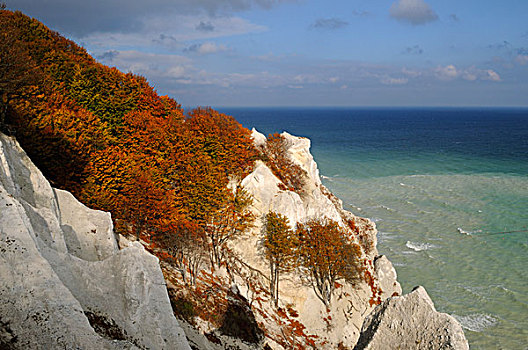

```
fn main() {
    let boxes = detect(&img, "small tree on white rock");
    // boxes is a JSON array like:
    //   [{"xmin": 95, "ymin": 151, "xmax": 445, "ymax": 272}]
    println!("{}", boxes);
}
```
[{"xmin": 263, "ymin": 211, "xmax": 297, "ymax": 306}]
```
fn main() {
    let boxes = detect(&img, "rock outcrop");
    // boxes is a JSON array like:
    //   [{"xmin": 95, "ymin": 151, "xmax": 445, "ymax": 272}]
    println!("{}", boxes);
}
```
[
  {"xmin": 0, "ymin": 127, "xmax": 468, "ymax": 350},
  {"xmin": 0, "ymin": 133, "xmax": 190, "ymax": 349},
  {"xmin": 229, "ymin": 130, "xmax": 403, "ymax": 348},
  {"xmin": 354, "ymin": 286, "xmax": 469, "ymax": 350},
  {"xmin": 231, "ymin": 129, "xmax": 467, "ymax": 349}
]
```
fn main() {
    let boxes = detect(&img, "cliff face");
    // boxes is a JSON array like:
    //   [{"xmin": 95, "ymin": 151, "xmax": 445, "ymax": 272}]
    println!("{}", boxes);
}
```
[
  {"xmin": 354, "ymin": 287, "xmax": 468, "ymax": 350},
  {"xmin": 0, "ymin": 132, "xmax": 190, "ymax": 349},
  {"xmin": 0, "ymin": 129, "xmax": 467, "ymax": 350},
  {"xmin": 228, "ymin": 129, "xmax": 467, "ymax": 349},
  {"xmin": 226, "ymin": 130, "xmax": 402, "ymax": 348}
]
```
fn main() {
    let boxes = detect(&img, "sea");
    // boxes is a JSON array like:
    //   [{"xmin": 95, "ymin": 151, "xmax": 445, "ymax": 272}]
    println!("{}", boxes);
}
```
[{"xmin": 217, "ymin": 107, "xmax": 528, "ymax": 350}]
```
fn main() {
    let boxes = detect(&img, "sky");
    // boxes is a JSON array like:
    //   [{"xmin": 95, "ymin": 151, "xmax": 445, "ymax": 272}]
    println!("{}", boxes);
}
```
[{"xmin": 8, "ymin": 0, "xmax": 528, "ymax": 107}]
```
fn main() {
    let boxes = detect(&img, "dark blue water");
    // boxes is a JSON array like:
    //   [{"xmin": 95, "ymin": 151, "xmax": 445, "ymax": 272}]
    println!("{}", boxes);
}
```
[
  {"xmin": 218, "ymin": 107, "xmax": 528, "ymax": 349},
  {"xmin": 219, "ymin": 107, "xmax": 528, "ymax": 177}
]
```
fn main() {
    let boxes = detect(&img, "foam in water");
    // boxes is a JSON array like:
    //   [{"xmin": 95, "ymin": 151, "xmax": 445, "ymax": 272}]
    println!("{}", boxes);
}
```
[
  {"xmin": 457, "ymin": 227, "xmax": 471, "ymax": 236},
  {"xmin": 457, "ymin": 228, "xmax": 484, "ymax": 236},
  {"xmin": 405, "ymin": 241, "xmax": 438, "ymax": 251},
  {"xmin": 453, "ymin": 314, "xmax": 498, "ymax": 333}
]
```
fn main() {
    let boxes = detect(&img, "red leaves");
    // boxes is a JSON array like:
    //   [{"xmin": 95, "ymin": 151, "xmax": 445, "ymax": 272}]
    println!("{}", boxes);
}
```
[
  {"xmin": 260, "ymin": 133, "xmax": 307, "ymax": 193},
  {"xmin": 364, "ymin": 269, "xmax": 383, "ymax": 307},
  {"xmin": 2, "ymin": 10, "xmax": 259, "ymax": 280},
  {"xmin": 297, "ymin": 219, "xmax": 364, "ymax": 306}
]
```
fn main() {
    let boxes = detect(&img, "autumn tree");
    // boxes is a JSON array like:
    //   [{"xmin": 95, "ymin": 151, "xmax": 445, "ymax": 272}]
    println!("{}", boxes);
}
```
[
  {"xmin": 185, "ymin": 107, "xmax": 258, "ymax": 179},
  {"xmin": 0, "ymin": 19, "xmax": 41, "ymax": 129},
  {"xmin": 154, "ymin": 220, "xmax": 207, "ymax": 286},
  {"xmin": 260, "ymin": 133, "xmax": 307, "ymax": 193},
  {"xmin": 206, "ymin": 186, "xmax": 255, "ymax": 269},
  {"xmin": 296, "ymin": 219, "xmax": 364, "ymax": 306},
  {"xmin": 263, "ymin": 211, "xmax": 297, "ymax": 306},
  {"xmin": 1, "ymin": 10, "xmax": 262, "ymax": 289}
]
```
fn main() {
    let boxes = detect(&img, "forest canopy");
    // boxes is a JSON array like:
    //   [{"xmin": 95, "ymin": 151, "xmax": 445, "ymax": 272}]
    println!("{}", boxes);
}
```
[{"xmin": 0, "ymin": 10, "xmax": 258, "ymax": 259}]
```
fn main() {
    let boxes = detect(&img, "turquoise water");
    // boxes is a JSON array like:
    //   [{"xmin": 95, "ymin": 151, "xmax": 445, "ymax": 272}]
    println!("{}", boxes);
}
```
[{"xmin": 219, "ymin": 107, "xmax": 528, "ymax": 349}]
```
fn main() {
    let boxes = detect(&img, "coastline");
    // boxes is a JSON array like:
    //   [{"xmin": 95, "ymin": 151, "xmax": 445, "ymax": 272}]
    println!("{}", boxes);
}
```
[
  {"xmin": 1, "ymin": 129, "xmax": 469, "ymax": 349},
  {"xmin": 221, "ymin": 107, "xmax": 528, "ymax": 349}
]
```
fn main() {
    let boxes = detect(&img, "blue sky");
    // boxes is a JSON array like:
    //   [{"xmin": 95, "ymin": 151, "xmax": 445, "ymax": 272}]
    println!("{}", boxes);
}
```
[{"xmin": 10, "ymin": 0, "xmax": 528, "ymax": 107}]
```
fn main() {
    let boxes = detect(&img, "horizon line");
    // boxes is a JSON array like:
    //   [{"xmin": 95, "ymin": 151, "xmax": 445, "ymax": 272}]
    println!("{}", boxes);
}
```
[{"xmin": 186, "ymin": 105, "xmax": 528, "ymax": 110}]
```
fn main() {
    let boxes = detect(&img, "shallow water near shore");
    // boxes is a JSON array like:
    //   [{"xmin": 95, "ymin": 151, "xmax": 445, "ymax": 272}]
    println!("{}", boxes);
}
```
[{"xmin": 219, "ymin": 107, "xmax": 528, "ymax": 349}]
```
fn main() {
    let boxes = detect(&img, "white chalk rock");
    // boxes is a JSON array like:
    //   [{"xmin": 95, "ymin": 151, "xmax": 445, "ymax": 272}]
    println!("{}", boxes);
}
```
[
  {"xmin": 354, "ymin": 286, "xmax": 469, "ymax": 350},
  {"xmin": 0, "ymin": 133, "xmax": 190, "ymax": 350},
  {"xmin": 235, "ymin": 130, "xmax": 402, "ymax": 348},
  {"xmin": 374, "ymin": 255, "xmax": 402, "ymax": 299}
]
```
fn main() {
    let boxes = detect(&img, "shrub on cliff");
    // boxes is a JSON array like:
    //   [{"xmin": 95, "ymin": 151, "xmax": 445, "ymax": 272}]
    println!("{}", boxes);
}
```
[
  {"xmin": 296, "ymin": 219, "xmax": 364, "ymax": 306},
  {"xmin": 259, "ymin": 133, "xmax": 307, "ymax": 193},
  {"xmin": 263, "ymin": 211, "xmax": 297, "ymax": 306},
  {"xmin": 206, "ymin": 185, "xmax": 255, "ymax": 269}
]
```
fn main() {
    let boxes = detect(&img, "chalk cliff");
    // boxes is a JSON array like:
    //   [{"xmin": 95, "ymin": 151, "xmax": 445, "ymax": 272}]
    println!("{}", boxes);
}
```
[
  {"xmin": 228, "ymin": 130, "xmax": 400, "ymax": 348},
  {"xmin": 0, "ymin": 132, "xmax": 190, "ymax": 349},
  {"xmin": 227, "ymin": 129, "xmax": 467, "ymax": 349},
  {"xmin": 354, "ymin": 286, "xmax": 469, "ymax": 350},
  {"xmin": 0, "ymin": 129, "xmax": 467, "ymax": 349}
]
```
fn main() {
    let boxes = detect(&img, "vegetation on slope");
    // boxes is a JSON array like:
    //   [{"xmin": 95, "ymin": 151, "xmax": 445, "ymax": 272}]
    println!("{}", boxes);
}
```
[
  {"xmin": 0, "ymin": 10, "xmax": 257, "ymax": 270},
  {"xmin": 1, "ymin": 9, "xmax": 378, "ymax": 348},
  {"xmin": 259, "ymin": 133, "xmax": 307, "ymax": 193}
]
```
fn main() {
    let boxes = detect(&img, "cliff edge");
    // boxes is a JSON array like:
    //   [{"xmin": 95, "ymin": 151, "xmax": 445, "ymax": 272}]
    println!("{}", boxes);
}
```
[
  {"xmin": 0, "ymin": 129, "xmax": 468, "ymax": 349},
  {"xmin": 228, "ymin": 129, "xmax": 468, "ymax": 349},
  {"xmin": 0, "ymin": 132, "xmax": 190, "ymax": 349}
]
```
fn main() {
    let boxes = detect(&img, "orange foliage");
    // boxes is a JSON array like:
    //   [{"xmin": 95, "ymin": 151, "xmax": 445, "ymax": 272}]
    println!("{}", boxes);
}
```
[
  {"xmin": 263, "ymin": 211, "xmax": 297, "ymax": 306},
  {"xmin": 1, "ymin": 10, "xmax": 258, "ymax": 276},
  {"xmin": 260, "ymin": 133, "xmax": 307, "ymax": 193},
  {"xmin": 297, "ymin": 219, "xmax": 364, "ymax": 306}
]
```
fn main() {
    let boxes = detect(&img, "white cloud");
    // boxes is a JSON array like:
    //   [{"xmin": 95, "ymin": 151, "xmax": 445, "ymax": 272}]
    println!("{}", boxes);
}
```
[
  {"xmin": 435, "ymin": 65, "xmax": 459, "ymax": 81},
  {"xmin": 167, "ymin": 66, "xmax": 187, "ymax": 78},
  {"xmin": 515, "ymin": 55, "xmax": 528, "ymax": 65},
  {"xmin": 293, "ymin": 74, "xmax": 318, "ymax": 84},
  {"xmin": 434, "ymin": 65, "xmax": 501, "ymax": 82},
  {"xmin": 83, "ymin": 15, "xmax": 266, "ymax": 50},
  {"xmin": 97, "ymin": 50, "xmax": 194, "ymax": 82},
  {"xmin": 483, "ymin": 70, "xmax": 501, "ymax": 82},
  {"xmin": 462, "ymin": 72, "xmax": 477, "ymax": 81},
  {"xmin": 96, "ymin": 49, "xmax": 505, "ymax": 107},
  {"xmin": 390, "ymin": 0, "xmax": 438, "ymax": 25},
  {"xmin": 401, "ymin": 67, "xmax": 421, "ymax": 78},
  {"xmin": 381, "ymin": 77, "xmax": 409, "ymax": 85},
  {"xmin": 14, "ymin": 0, "xmax": 289, "ymax": 36},
  {"xmin": 185, "ymin": 42, "xmax": 228, "ymax": 54},
  {"xmin": 145, "ymin": 15, "xmax": 267, "ymax": 41}
]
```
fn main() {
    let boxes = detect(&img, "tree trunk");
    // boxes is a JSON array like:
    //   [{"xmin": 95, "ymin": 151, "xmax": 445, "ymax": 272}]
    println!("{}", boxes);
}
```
[
  {"xmin": 269, "ymin": 263, "xmax": 276, "ymax": 301},
  {"xmin": 275, "ymin": 268, "xmax": 280, "ymax": 307}
]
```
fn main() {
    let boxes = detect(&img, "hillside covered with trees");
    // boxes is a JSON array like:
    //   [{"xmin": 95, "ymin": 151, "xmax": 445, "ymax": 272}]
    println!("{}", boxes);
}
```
[
  {"xmin": 0, "ymin": 10, "xmax": 259, "ymax": 257},
  {"xmin": 0, "ymin": 9, "xmax": 386, "ymax": 348}
]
